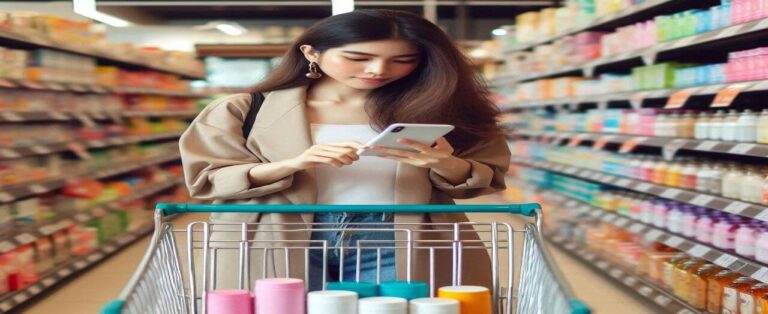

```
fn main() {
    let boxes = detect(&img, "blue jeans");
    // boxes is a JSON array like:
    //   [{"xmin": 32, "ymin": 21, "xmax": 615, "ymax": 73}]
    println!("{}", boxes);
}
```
[{"xmin": 308, "ymin": 212, "xmax": 396, "ymax": 291}]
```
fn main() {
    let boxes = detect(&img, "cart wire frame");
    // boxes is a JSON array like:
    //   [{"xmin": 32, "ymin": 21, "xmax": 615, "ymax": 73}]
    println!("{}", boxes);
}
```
[{"xmin": 102, "ymin": 203, "xmax": 590, "ymax": 314}]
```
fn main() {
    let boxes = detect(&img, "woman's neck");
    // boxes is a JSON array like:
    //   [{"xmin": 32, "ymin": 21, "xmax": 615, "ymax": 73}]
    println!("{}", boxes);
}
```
[{"xmin": 306, "ymin": 77, "xmax": 369, "ymax": 107}]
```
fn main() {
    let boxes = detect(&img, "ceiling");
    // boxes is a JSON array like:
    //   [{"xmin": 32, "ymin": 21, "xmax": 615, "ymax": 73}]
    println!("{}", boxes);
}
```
[{"xmin": 94, "ymin": 0, "xmax": 557, "ymax": 23}]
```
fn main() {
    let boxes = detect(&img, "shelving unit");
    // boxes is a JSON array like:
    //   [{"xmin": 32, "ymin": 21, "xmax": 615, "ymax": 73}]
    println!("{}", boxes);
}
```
[
  {"xmin": 496, "ymin": 1, "xmax": 768, "ymax": 309},
  {"xmin": 509, "ymin": 155, "xmax": 768, "ymax": 223},
  {"xmin": 0, "ymin": 131, "xmax": 184, "ymax": 160}
]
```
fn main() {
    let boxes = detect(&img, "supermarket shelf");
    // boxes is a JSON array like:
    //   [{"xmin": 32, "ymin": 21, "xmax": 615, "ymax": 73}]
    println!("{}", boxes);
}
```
[
  {"xmin": 499, "ymin": 78, "xmax": 768, "ymax": 109},
  {"xmin": 515, "ymin": 130, "xmax": 768, "ymax": 159},
  {"xmin": 0, "ymin": 177, "xmax": 183, "ymax": 254},
  {"xmin": 504, "ymin": 0, "xmax": 682, "ymax": 53},
  {"xmin": 557, "ymin": 197, "xmax": 768, "ymax": 283},
  {"xmin": 509, "ymin": 156, "xmax": 768, "ymax": 223},
  {"xmin": 546, "ymin": 234, "xmax": 702, "ymax": 314},
  {"xmin": 0, "ymin": 29, "xmax": 205, "ymax": 80},
  {"xmin": 511, "ymin": 17, "xmax": 768, "ymax": 83},
  {"xmin": 0, "ymin": 131, "xmax": 184, "ymax": 160},
  {"xmin": 0, "ymin": 154, "xmax": 182, "ymax": 204},
  {"xmin": 0, "ymin": 78, "xmax": 208, "ymax": 98},
  {"xmin": 0, "ymin": 223, "xmax": 154, "ymax": 312},
  {"xmin": 0, "ymin": 110, "xmax": 199, "ymax": 122}
]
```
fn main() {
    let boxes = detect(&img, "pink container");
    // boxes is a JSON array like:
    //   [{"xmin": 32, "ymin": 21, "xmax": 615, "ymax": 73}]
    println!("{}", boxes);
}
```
[
  {"xmin": 254, "ymin": 278, "xmax": 305, "ymax": 314},
  {"xmin": 696, "ymin": 217, "xmax": 715, "ymax": 244},
  {"xmin": 712, "ymin": 221, "xmax": 738, "ymax": 250},
  {"xmin": 207, "ymin": 290, "xmax": 254, "ymax": 314}
]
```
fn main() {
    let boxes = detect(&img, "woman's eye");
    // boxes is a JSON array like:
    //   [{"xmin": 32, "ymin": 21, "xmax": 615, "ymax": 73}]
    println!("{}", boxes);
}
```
[
  {"xmin": 345, "ymin": 57, "xmax": 369, "ymax": 62},
  {"xmin": 394, "ymin": 60, "xmax": 417, "ymax": 64}
]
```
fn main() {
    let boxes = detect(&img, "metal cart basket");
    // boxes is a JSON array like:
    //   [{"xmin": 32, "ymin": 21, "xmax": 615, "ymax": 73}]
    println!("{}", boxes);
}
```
[{"xmin": 102, "ymin": 203, "xmax": 590, "ymax": 314}]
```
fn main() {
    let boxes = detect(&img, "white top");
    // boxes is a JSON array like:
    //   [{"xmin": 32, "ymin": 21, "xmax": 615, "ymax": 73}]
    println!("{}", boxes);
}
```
[{"xmin": 310, "ymin": 124, "xmax": 397, "ymax": 204}]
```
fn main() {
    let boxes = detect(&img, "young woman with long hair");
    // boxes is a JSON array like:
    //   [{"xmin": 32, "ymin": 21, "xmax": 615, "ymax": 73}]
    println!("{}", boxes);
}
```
[{"xmin": 180, "ymin": 9, "xmax": 510, "ymax": 291}]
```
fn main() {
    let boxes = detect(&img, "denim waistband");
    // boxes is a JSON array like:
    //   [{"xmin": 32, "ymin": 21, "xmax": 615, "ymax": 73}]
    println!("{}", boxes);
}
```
[{"xmin": 314, "ymin": 212, "xmax": 393, "ymax": 223}]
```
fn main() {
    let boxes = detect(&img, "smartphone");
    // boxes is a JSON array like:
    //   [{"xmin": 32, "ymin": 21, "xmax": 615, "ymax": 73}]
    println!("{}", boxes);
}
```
[{"xmin": 357, "ymin": 123, "xmax": 455, "ymax": 156}]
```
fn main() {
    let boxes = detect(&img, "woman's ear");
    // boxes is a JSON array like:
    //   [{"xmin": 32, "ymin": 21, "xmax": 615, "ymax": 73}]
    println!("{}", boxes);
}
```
[{"xmin": 299, "ymin": 45, "xmax": 320, "ymax": 62}]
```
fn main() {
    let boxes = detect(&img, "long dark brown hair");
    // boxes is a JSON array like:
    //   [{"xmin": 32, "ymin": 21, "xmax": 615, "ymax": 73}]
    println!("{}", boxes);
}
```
[{"xmin": 252, "ymin": 9, "xmax": 501, "ymax": 151}]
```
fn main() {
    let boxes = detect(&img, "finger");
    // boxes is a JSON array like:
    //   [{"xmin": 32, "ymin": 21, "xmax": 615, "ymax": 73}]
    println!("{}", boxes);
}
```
[
  {"xmin": 371, "ymin": 146, "xmax": 420, "ymax": 158},
  {"xmin": 397, "ymin": 138, "xmax": 434, "ymax": 153},
  {"xmin": 310, "ymin": 156, "xmax": 343, "ymax": 167},
  {"xmin": 316, "ymin": 146, "xmax": 360, "ymax": 160},
  {"xmin": 433, "ymin": 137, "xmax": 453, "ymax": 151},
  {"xmin": 327, "ymin": 141, "xmax": 367, "ymax": 149},
  {"xmin": 312, "ymin": 151, "xmax": 354, "ymax": 165}
]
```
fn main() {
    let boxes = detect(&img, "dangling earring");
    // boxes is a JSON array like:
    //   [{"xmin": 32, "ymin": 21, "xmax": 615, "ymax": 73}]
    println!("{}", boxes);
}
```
[{"xmin": 306, "ymin": 61, "xmax": 323, "ymax": 79}]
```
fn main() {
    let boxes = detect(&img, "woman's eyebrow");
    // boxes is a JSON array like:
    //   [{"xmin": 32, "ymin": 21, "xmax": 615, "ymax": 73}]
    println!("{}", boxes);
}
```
[{"xmin": 341, "ymin": 50, "xmax": 419, "ymax": 57}]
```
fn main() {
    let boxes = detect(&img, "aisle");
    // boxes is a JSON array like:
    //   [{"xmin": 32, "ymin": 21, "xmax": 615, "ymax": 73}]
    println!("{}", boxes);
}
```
[{"xmin": 21, "ymin": 204, "xmax": 656, "ymax": 314}]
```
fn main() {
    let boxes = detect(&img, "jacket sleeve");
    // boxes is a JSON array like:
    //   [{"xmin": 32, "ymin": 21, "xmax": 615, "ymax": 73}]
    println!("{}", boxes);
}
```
[
  {"xmin": 179, "ymin": 94, "xmax": 294, "ymax": 200},
  {"xmin": 428, "ymin": 134, "xmax": 510, "ymax": 199}
]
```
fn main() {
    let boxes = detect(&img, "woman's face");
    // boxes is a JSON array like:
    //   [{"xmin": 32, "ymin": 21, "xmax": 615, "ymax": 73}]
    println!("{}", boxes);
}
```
[{"xmin": 309, "ymin": 39, "xmax": 421, "ymax": 90}]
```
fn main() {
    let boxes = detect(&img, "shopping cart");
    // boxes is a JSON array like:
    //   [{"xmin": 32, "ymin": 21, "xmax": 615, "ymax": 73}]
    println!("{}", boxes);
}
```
[{"xmin": 102, "ymin": 203, "xmax": 591, "ymax": 314}]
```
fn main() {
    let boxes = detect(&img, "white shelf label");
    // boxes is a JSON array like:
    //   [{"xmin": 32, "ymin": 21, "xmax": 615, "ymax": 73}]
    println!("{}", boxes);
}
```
[
  {"xmin": 87, "ymin": 253, "xmax": 103, "ymax": 262},
  {"xmin": 49, "ymin": 112, "xmax": 69, "ymax": 120},
  {"xmin": 14, "ymin": 233, "xmax": 37, "ymax": 245},
  {"xmin": 636, "ymin": 182, "xmax": 653, "ymax": 192},
  {"xmin": 610, "ymin": 269, "xmax": 623, "ymax": 279},
  {"xmin": 74, "ymin": 260, "xmax": 87, "ymax": 269},
  {"xmin": 0, "ymin": 112, "xmax": 23, "ymax": 121},
  {"xmin": 714, "ymin": 254, "xmax": 739, "ymax": 268},
  {"xmin": 29, "ymin": 145, "xmax": 51, "ymax": 154},
  {"xmin": 728, "ymin": 143, "xmax": 756, "ymax": 155},
  {"xmin": 755, "ymin": 210, "xmax": 768, "ymax": 222},
  {"xmin": 629, "ymin": 223, "xmax": 644, "ymax": 233},
  {"xmin": 757, "ymin": 18, "xmax": 768, "ymax": 30},
  {"xmin": 58, "ymin": 268, "xmax": 72, "ymax": 277},
  {"xmin": 638, "ymin": 286, "xmax": 653, "ymax": 297},
  {"xmin": 602, "ymin": 214, "xmax": 617, "ymax": 222},
  {"xmin": 74, "ymin": 213, "xmax": 91, "ymax": 222},
  {"xmin": 0, "ymin": 241, "xmax": 15, "ymax": 252},
  {"xmin": 716, "ymin": 25, "xmax": 743, "ymax": 39},
  {"xmin": 12, "ymin": 292, "xmax": 28, "ymax": 303},
  {"xmin": 623, "ymin": 277, "xmax": 638, "ymax": 287},
  {"xmin": 41, "ymin": 278, "xmax": 56, "ymax": 287},
  {"xmin": 689, "ymin": 245, "xmax": 711, "ymax": 257},
  {"xmin": 661, "ymin": 189, "xmax": 682, "ymax": 199},
  {"xmin": 28, "ymin": 184, "xmax": 48, "ymax": 194},
  {"xmin": 752, "ymin": 267, "xmax": 768, "ymax": 283},
  {"xmin": 0, "ymin": 148, "xmax": 21, "ymax": 158},
  {"xmin": 28, "ymin": 285, "xmax": 41, "ymax": 295},
  {"xmin": 723, "ymin": 202, "xmax": 750, "ymax": 214},
  {"xmin": 695, "ymin": 141, "xmax": 719, "ymax": 151},
  {"xmin": 615, "ymin": 217, "xmax": 630, "ymax": 227},
  {"xmin": 665, "ymin": 236, "xmax": 685, "ymax": 247},
  {"xmin": 596, "ymin": 261, "xmax": 609, "ymax": 270},
  {"xmin": 654, "ymin": 295, "xmax": 672, "ymax": 307},
  {"xmin": 583, "ymin": 252, "xmax": 596, "ymax": 262},
  {"xmin": 646, "ymin": 229, "xmax": 663, "ymax": 241},
  {"xmin": 691, "ymin": 195, "xmax": 715, "ymax": 206}
]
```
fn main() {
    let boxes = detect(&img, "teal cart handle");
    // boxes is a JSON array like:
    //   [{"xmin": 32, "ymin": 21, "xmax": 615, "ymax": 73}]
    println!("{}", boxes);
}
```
[{"xmin": 157, "ymin": 203, "xmax": 541, "ymax": 217}]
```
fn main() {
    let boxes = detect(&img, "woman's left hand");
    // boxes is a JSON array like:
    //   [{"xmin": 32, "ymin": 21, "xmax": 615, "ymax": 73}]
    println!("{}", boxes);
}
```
[{"xmin": 372, "ymin": 137, "xmax": 471, "ymax": 184}]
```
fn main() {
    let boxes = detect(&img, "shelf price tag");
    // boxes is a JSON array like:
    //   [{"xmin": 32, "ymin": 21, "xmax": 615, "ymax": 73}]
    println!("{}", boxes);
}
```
[
  {"xmin": 0, "ymin": 112, "xmax": 23, "ymax": 121},
  {"xmin": 15, "ymin": 233, "xmax": 37, "ymax": 245},
  {"xmin": 714, "ymin": 254, "xmax": 739, "ymax": 268},
  {"xmin": 689, "ymin": 245, "xmax": 710, "ymax": 257},
  {"xmin": 629, "ymin": 223, "xmax": 645, "ymax": 233},
  {"xmin": 691, "ymin": 195, "xmax": 715, "ymax": 206},
  {"xmin": 619, "ymin": 137, "xmax": 648, "ymax": 154},
  {"xmin": 695, "ymin": 141, "xmax": 720, "ymax": 151},
  {"xmin": 74, "ymin": 113, "xmax": 97, "ymax": 128},
  {"xmin": 753, "ymin": 268, "xmax": 768, "ymax": 283},
  {"xmin": 664, "ymin": 236, "xmax": 685, "ymax": 247},
  {"xmin": 665, "ymin": 88, "xmax": 696, "ymax": 108},
  {"xmin": 67, "ymin": 142, "xmax": 92, "ymax": 160},
  {"xmin": 636, "ymin": 182, "xmax": 654, "ymax": 192},
  {"xmin": 0, "ymin": 241, "xmax": 15, "ymax": 253},
  {"xmin": 663, "ymin": 139, "xmax": 689, "ymax": 161},
  {"xmin": 623, "ymin": 276, "xmax": 638, "ymax": 287},
  {"xmin": 723, "ymin": 202, "xmax": 750, "ymax": 214},
  {"xmin": 755, "ymin": 210, "xmax": 768, "ymax": 222},
  {"xmin": 661, "ymin": 188, "xmax": 682, "ymax": 199},
  {"xmin": 567, "ymin": 134, "xmax": 588, "ymax": 147},
  {"xmin": 646, "ymin": 229, "xmax": 663, "ymax": 241},
  {"xmin": 728, "ymin": 143, "xmax": 756, "ymax": 155},
  {"xmin": 711, "ymin": 84, "xmax": 749, "ymax": 108},
  {"xmin": 592, "ymin": 136, "xmax": 615, "ymax": 150}
]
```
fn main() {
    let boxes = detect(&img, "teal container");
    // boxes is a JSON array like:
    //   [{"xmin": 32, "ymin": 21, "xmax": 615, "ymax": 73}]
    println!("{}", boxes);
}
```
[
  {"xmin": 326, "ymin": 281, "xmax": 378, "ymax": 298},
  {"xmin": 378, "ymin": 281, "xmax": 429, "ymax": 300}
]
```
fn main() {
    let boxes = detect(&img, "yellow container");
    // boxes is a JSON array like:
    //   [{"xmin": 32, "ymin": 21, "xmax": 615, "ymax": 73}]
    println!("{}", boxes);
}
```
[{"xmin": 438, "ymin": 286, "xmax": 491, "ymax": 314}]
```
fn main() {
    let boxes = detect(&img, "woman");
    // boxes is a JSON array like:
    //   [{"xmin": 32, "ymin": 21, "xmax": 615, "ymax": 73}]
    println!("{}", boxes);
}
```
[{"xmin": 180, "ymin": 9, "xmax": 510, "ymax": 291}]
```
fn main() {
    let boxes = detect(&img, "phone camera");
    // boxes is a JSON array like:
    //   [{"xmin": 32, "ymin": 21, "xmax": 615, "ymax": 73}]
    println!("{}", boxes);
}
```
[{"xmin": 392, "ymin": 126, "xmax": 405, "ymax": 133}]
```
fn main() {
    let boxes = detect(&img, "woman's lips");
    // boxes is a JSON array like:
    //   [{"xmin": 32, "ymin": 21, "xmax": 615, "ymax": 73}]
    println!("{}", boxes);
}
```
[{"xmin": 357, "ymin": 77, "xmax": 388, "ymax": 84}]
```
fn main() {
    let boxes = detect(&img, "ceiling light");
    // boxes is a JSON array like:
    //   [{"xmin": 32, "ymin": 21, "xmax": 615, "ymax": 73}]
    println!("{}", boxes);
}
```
[
  {"xmin": 215, "ymin": 22, "xmax": 247, "ymax": 36},
  {"xmin": 332, "ymin": 0, "xmax": 354, "ymax": 15},
  {"xmin": 492, "ymin": 28, "xmax": 507, "ymax": 36},
  {"xmin": 73, "ymin": 0, "xmax": 133, "ymax": 27}
]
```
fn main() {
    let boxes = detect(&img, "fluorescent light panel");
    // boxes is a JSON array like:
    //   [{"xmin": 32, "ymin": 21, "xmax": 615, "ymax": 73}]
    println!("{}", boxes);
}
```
[
  {"xmin": 215, "ymin": 23, "xmax": 247, "ymax": 36},
  {"xmin": 73, "ymin": 0, "xmax": 133, "ymax": 27},
  {"xmin": 332, "ymin": 0, "xmax": 354, "ymax": 15}
]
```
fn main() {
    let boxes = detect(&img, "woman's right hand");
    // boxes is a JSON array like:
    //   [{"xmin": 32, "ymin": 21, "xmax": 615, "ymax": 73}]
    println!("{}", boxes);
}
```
[{"xmin": 287, "ymin": 141, "xmax": 366, "ymax": 170}]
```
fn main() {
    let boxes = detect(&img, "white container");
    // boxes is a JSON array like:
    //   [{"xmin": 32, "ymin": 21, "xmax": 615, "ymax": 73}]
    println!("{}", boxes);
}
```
[
  {"xmin": 409, "ymin": 298, "xmax": 460, "ymax": 314},
  {"xmin": 734, "ymin": 226, "xmax": 756, "ymax": 258},
  {"xmin": 755, "ymin": 232, "xmax": 768, "ymax": 263},
  {"xmin": 308, "ymin": 290, "xmax": 358, "ymax": 314},
  {"xmin": 736, "ymin": 109, "xmax": 758, "ymax": 142},
  {"xmin": 359, "ymin": 297, "xmax": 407, "ymax": 314}
]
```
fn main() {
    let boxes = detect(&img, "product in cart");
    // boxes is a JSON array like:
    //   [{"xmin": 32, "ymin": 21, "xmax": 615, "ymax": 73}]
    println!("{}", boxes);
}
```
[
  {"xmin": 437, "ymin": 286, "xmax": 491, "ymax": 314},
  {"xmin": 358, "ymin": 296, "xmax": 408, "ymax": 314},
  {"xmin": 206, "ymin": 290, "xmax": 253, "ymax": 314},
  {"xmin": 327, "ymin": 281, "xmax": 379, "ymax": 298},
  {"xmin": 378, "ymin": 281, "xmax": 429, "ymax": 300},
  {"xmin": 254, "ymin": 278, "xmax": 305, "ymax": 314},
  {"xmin": 307, "ymin": 290, "xmax": 358, "ymax": 314},
  {"xmin": 409, "ymin": 297, "xmax": 460, "ymax": 314}
]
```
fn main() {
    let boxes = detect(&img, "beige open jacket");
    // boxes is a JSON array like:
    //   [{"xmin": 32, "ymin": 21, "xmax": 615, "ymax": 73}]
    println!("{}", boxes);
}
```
[{"xmin": 179, "ymin": 86, "xmax": 511, "ymax": 290}]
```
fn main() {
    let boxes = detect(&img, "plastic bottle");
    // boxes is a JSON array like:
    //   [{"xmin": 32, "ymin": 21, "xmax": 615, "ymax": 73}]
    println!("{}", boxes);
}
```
[
  {"xmin": 708, "ymin": 163, "xmax": 724, "ymax": 195},
  {"xmin": 689, "ymin": 264, "xmax": 723, "ymax": 310},
  {"xmin": 742, "ymin": 283, "xmax": 768, "ymax": 314},
  {"xmin": 722, "ymin": 165, "xmax": 743, "ymax": 198},
  {"xmin": 666, "ymin": 162, "xmax": 683, "ymax": 187},
  {"xmin": 680, "ymin": 161, "xmax": 699, "ymax": 190},
  {"xmin": 668, "ymin": 113, "xmax": 681, "ymax": 137},
  {"xmin": 696, "ymin": 216, "xmax": 716, "ymax": 244},
  {"xmin": 760, "ymin": 292, "xmax": 768, "ymax": 314},
  {"xmin": 757, "ymin": 109, "xmax": 768, "ymax": 144},
  {"xmin": 742, "ymin": 168, "xmax": 764, "ymax": 203},
  {"xmin": 694, "ymin": 112, "xmax": 712, "ymax": 140},
  {"xmin": 696, "ymin": 163, "xmax": 712, "ymax": 192},
  {"xmin": 723, "ymin": 277, "xmax": 759, "ymax": 314},
  {"xmin": 708, "ymin": 110, "xmax": 726, "ymax": 140},
  {"xmin": 721, "ymin": 110, "xmax": 740, "ymax": 141},
  {"xmin": 737, "ymin": 109, "xmax": 758, "ymax": 142},
  {"xmin": 678, "ymin": 112, "xmax": 696, "ymax": 138},
  {"xmin": 667, "ymin": 207, "xmax": 685, "ymax": 234},
  {"xmin": 674, "ymin": 259, "xmax": 707, "ymax": 300},
  {"xmin": 654, "ymin": 161, "xmax": 669, "ymax": 185},
  {"xmin": 735, "ymin": 225, "xmax": 757, "ymax": 258},
  {"xmin": 756, "ymin": 231, "xmax": 768, "ymax": 263},
  {"xmin": 708, "ymin": 270, "xmax": 741, "ymax": 314},
  {"xmin": 663, "ymin": 255, "xmax": 690, "ymax": 289},
  {"xmin": 654, "ymin": 114, "xmax": 667, "ymax": 137},
  {"xmin": 713, "ymin": 220, "xmax": 738, "ymax": 250}
]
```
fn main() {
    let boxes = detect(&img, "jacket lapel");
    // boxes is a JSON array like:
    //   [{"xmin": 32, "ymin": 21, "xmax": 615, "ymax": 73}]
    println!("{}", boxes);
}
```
[{"xmin": 247, "ymin": 86, "xmax": 317, "ymax": 210}]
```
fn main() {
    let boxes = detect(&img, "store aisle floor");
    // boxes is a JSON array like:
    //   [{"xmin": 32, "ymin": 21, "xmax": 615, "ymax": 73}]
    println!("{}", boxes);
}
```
[{"xmin": 22, "ymin": 203, "xmax": 657, "ymax": 314}]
